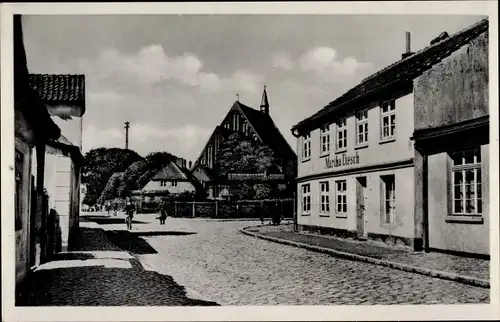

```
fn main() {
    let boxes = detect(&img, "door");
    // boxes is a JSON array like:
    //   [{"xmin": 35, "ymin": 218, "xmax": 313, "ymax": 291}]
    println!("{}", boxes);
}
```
[{"xmin": 356, "ymin": 176, "xmax": 367, "ymax": 238}]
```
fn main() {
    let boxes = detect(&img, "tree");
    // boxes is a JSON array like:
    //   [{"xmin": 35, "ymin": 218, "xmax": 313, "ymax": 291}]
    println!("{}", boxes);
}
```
[
  {"xmin": 117, "ymin": 151, "xmax": 177, "ymax": 197},
  {"xmin": 81, "ymin": 148, "xmax": 143, "ymax": 205},
  {"xmin": 215, "ymin": 133, "xmax": 279, "ymax": 176},
  {"xmin": 98, "ymin": 172, "xmax": 125, "ymax": 203},
  {"xmin": 214, "ymin": 132, "xmax": 281, "ymax": 200}
]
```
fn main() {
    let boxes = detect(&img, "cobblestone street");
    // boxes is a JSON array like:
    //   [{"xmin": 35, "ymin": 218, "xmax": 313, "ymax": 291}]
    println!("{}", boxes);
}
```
[{"xmin": 137, "ymin": 217, "xmax": 490, "ymax": 305}]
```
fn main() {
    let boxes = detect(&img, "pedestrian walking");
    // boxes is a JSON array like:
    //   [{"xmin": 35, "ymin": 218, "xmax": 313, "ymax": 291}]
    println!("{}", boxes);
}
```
[
  {"xmin": 157, "ymin": 201, "xmax": 168, "ymax": 225},
  {"xmin": 124, "ymin": 198, "xmax": 136, "ymax": 230},
  {"xmin": 113, "ymin": 202, "xmax": 118, "ymax": 216}
]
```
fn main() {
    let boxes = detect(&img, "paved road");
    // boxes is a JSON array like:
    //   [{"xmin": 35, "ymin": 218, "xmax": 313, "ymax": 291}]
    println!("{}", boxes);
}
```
[{"xmin": 135, "ymin": 218, "xmax": 489, "ymax": 305}]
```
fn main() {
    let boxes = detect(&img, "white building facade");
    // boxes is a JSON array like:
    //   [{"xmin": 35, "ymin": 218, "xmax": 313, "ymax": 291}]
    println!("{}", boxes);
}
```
[{"xmin": 294, "ymin": 88, "xmax": 417, "ymax": 247}]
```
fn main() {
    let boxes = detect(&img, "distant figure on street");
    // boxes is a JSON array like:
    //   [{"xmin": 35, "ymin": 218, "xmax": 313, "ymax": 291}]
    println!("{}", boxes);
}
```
[
  {"xmin": 157, "ymin": 201, "xmax": 168, "ymax": 225},
  {"xmin": 124, "ymin": 198, "xmax": 136, "ymax": 230},
  {"xmin": 113, "ymin": 202, "xmax": 118, "ymax": 216}
]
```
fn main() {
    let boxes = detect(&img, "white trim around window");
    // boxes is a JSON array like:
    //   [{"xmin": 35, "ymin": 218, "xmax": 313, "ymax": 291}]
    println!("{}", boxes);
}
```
[
  {"xmin": 301, "ymin": 184, "xmax": 311, "ymax": 215},
  {"xmin": 320, "ymin": 181, "xmax": 330, "ymax": 215},
  {"xmin": 380, "ymin": 174, "xmax": 396, "ymax": 224},
  {"xmin": 302, "ymin": 133, "xmax": 311, "ymax": 161},
  {"xmin": 336, "ymin": 117, "xmax": 347, "ymax": 152},
  {"xmin": 380, "ymin": 99, "xmax": 396, "ymax": 143},
  {"xmin": 355, "ymin": 109, "xmax": 369, "ymax": 148},
  {"xmin": 320, "ymin": 124, "xmax": 331, "ymax": 156},
  {"xmin": 335, "ymin": 180, "xmax": 347, "ymax": 217},
  {"xmin": 450, "ymin": 148, "xmax": 482, "ymax": 216}
]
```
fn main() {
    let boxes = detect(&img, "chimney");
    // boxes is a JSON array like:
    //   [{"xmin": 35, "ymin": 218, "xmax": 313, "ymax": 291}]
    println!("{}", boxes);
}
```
[
  {"xmin": 402, "ymin": 31, "xmax": 414, "ymax": 59},
  {"xmin": 188, "ymin": 160, "xmax": 192, "ymax": 169}
]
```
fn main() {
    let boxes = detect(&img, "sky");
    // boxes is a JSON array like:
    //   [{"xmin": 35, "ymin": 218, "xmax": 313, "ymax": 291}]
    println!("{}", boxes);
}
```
[{"xmin": 22, "ymin": 14, "xmax": 485, "ymax": 164}]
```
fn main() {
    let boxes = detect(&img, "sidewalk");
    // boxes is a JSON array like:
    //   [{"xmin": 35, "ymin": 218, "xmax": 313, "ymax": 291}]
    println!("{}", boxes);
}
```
[
  {"xmin": 241, "ymin": 224, "xmax": 489, "ymax": 288},
  {"xmin": 16, "ymin": 219, "xmax": 219, "ymax": 306}
]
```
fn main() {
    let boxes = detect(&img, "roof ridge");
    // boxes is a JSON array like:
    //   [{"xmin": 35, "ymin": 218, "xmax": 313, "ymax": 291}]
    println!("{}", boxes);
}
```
[
  {"xmin": 293, "ymin": 18, "xmax": 488, "ymax": 131},
  {"xmin": 360, "ymin": 18, "xmax": 488, "ymax": 85}
]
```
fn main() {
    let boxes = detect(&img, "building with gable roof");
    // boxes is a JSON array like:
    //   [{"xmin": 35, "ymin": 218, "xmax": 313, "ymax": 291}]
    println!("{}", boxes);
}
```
[
  {"xmin": 191, "ymin": 87, "xmax": 297, "ymax": 200},
  {"xmin": 291, "ymin": 18, "xmax": 489, "ymax": 256},
  {"xmin": 132, "ymin": 158, "xmax": 201, "ymax": 203},
  {"xmin": 14, "ymin": 15, "xmax": 87, "ymax": 284}
]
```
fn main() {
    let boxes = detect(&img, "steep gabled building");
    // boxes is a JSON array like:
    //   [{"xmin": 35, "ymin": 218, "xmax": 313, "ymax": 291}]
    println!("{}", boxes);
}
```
[{"xmin": 191, "ymin": 87, "xmax": 297, "ymax": 199}]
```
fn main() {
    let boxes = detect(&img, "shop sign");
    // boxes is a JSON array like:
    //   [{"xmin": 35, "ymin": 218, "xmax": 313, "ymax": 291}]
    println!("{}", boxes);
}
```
[{"xmin": 325, "ymin": 152, "xmax": 360, "ymax": 169}]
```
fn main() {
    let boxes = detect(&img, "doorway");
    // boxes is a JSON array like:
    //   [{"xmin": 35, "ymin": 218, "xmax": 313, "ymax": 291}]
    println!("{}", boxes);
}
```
[{"xmin": 356, "ymin": 176, "xmax": 367, "ymax": 239}]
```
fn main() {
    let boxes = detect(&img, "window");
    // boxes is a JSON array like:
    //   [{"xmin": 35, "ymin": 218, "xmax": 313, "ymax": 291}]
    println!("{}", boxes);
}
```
[
  {"xmin": 242, "ymin": 121, "xmax": 248, "ymax": 135},
  {"xmin": 320, "ymin": 124, "xmax": 330, "ymax": 155},
  {"xmin": 172, "ymin": 180, "xmax": 178, "ymax": 187},
  {"xmin": 451, "ymin": 149, "xmax": 482, "ymax": 214},
  {"xmin": 232, "ymin": 113, "xmax": 239, "ymax": 131},
  {"xmin": 207, "ymin": 145, "xmax": 213, "ymax": 168},
  {"xmin": 320, "ymin": 181, "xmax": 330, "ymax": 213},
  {"xmin": 160, "ymin": 180, "xmax": 167, "ymax": 187},
  {"xmin": 224, "ymin": 122, "xmax": 230, "ymax": 129},
  {"xmin": 381, "ymin": 175, "xmax": 395, "ymax": 223},
  {"xmin": 380, "ymin": 100, "xmax": 396, "ymax": 140},
  {"xmin": 356, "ymin": 109, "xmax": 368, "ymax": 146},
  {"xmin": 336, "ymin": 117, "xmax": 347, "ymax": 151},
  {"xmin": 335, "ymin": 180, "xmax": 347, "ymax": 213},
  {"xmin": 302, "ymin": 133, "xmax": 311, "ymax": 160},
  {"xmin": 301, "ymin": 184, "xmax": 311, "ymax": 213}
]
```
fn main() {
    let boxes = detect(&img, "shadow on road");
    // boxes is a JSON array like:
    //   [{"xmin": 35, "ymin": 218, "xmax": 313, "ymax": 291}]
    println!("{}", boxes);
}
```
[
  {"xmin": 81, "ymin": 215, "xmax": 148, "ymax": 225},
  {"xmin": 16, "ymin": 261, "xmax": 219, "ymax": 306},
  {"xmin": 104, "ymin": 230, "xmax": 159, "ymax": 255},
  {"xmin": 16, "ymin": 226, "xmax": 219, "ymax": 306}
]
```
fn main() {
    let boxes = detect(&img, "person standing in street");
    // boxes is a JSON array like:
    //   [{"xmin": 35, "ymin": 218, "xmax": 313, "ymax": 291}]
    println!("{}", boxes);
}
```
[
  {"xmin": 124, "ymin": 198, "xmax": 135, "ymax": 230},
  {"xmin": 157, "ymin": 200, "xmax": 168, "ymax": 225}
]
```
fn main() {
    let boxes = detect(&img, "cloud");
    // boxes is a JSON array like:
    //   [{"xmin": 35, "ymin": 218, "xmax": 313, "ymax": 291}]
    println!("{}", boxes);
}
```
[
  {"xmin": 272, "ymin": 47, "xmax": 373, "ymax": 84},
  {"xmin": 77, "ymin": 45, "xmax": 262, "ymax": 95},
  {"xmin": 272, "ymin": 53, "xmax": 295, "ymax": 71},
  {"xmin": 299, "ymin": 47, "xmax": 373, "ymax": 83}
]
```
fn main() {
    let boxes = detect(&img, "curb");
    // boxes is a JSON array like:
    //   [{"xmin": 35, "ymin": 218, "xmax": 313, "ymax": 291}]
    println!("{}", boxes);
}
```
[
  {"xmin": 240, "ymin": 227, "xmax": 490, "ymax": 289},
  {"xmin": 197, "ymin": 218, "xmax": 294, "ymax": 222}
]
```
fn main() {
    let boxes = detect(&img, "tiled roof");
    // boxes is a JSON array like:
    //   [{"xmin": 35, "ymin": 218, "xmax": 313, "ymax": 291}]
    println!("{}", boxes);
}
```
[
  {"xmin": 151, "ymin": 161, "xmax": 188, "ymax": 181},
  {"xmin": 14, "ymin": 15, "xmax": 60, "ymax": 140},
  {"xmin": 29, "ymin": 74, "xmax": 86, "ymax": 110},
  {"xmin": 292, "ymin": 18, "xmax": 489, "ymax": 133},
  {"xmin": 237, "ymin": 102, "xmax": 296, "ymax": 159}
]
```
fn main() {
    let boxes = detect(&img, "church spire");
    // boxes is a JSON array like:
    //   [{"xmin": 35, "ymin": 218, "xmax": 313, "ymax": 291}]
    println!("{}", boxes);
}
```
[{"xmin": 260, "ymin": 85, "xmax": 269, "ymax": 114}]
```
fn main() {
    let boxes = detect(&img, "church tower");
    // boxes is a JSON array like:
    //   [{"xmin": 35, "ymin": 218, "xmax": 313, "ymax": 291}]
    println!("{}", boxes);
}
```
[{"xmin": 260, "ymin": 85, "xmax": 269, "ymax": 114}]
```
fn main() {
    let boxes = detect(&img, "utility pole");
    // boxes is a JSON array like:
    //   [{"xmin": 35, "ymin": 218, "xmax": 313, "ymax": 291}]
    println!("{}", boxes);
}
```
[{"xmin": 124, "ymin": 121, "xmax": 130, "ymax": 150}]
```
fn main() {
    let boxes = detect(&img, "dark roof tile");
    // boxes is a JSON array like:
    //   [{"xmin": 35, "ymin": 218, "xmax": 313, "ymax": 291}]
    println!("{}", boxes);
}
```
[{"xmin": 29, "ymin": 74, "xmax": 86, "ymax": 111}]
